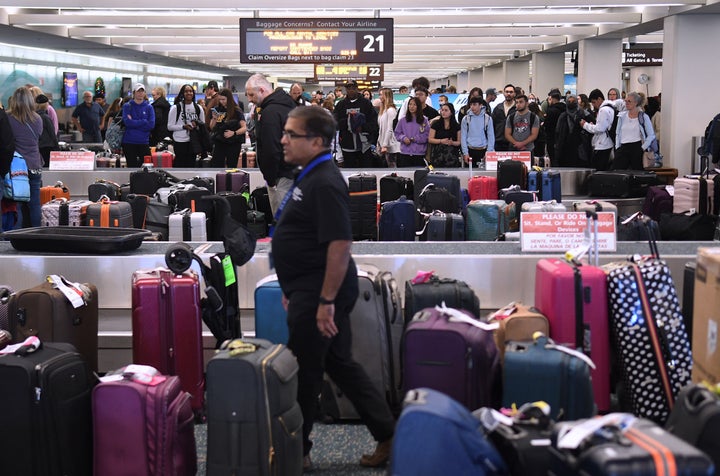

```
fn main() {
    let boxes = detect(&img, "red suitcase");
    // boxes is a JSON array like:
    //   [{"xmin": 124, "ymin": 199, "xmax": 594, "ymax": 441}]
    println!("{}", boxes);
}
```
[
  {"xmin": 468, "ymin": 176, "xmax": 498, "ymax": 201},
  {"xmin": 131, "ymin": 269, "xmax": 205, "ymax": 418},
  {"xmin": 534, "ymin": 214, "xmax": 610, "ymax": 413},
  {"xmin": 92, "ymin": 371, "xmax": 196, "ymax": 476},
  {"xmin": 152, "ymin": 151, "xmax": 174, "ymax": 168}
]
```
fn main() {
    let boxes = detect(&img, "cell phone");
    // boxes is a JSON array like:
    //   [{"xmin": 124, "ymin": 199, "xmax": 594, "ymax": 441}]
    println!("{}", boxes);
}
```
[{"xmin": 211, "ymin": 108, "xmax": 218, "ymax": 114}]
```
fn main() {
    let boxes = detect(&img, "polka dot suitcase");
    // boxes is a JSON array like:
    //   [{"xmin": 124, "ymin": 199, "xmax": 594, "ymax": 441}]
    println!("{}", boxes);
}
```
[{"xmin": 605, "ymin": 243, "xmax": 692, "ymax": 425}]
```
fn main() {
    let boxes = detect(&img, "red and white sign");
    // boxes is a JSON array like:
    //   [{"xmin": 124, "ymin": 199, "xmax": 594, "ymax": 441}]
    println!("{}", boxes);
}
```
[
  {"xmin": 520, "ymin": 211, "xmax": 617, "ymax": 252},
  {"xmin": 49, "ymin": 151, "xmax": 96, "ymax": 171},
  {"xmin": 485, "ymin": 151, "xmax": 532, "ymax": 171}
]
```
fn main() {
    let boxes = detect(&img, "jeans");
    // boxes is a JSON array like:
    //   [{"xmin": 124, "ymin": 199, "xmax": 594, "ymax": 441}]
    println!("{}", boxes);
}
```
[{"xmin": 17, "ymin": 171, "xmax": 42, "ymax": 228}]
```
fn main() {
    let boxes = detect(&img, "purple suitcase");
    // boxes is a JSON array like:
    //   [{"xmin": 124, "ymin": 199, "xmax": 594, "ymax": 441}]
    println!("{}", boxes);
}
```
[
  {"xmin": 402, "ymin": 305, "xmax": 501, "ymax": 410},
  {"xmin": 215, "ymin": 169, "xmax": 250, "ymax": 193},
  {"xmin": 93, "ymin": 373, "xmax": 197, "ymax": 476}
]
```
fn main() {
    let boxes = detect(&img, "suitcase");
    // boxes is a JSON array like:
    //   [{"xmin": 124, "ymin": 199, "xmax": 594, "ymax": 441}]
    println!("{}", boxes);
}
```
[
  {"xmin": 542, "ymin": 170, "xmax": 562, "ymax": 202},
  {"xmin": 617, "ymin": 213, "xmax": 661, "ymax": 241},
  {"xmin": 572, "ymin": 199, "xmax": 618, "ymax": 218},
  {"xmin": 404, "ymin": 273, "xmax": 480, "ymax": 323},
  {"xmin": 642, "ymin": 185, "xmax": 674, "ymax": 221},
  {"xmin": 604, "ymin": 236, "xmax": 692, "ymax": 424},
  {"xmin": 130, "ymin": 167, "xmax": 178, "ymax": 196},
  {"xmin": 92, "ymin": 372, "xmax": 196, "ymax": 476},
  {"xmin": 41, "ymin": 198, "xmax": 93, "ymax": 226},
  {"xmin": 527, "ymin": 170, "xmax": 541, "ymax": 197},
  {"xmin": 0, "ymin": 342, "xmax": 96, "ymax": 476},
  {"xmin": 88, "ymin": 179, "xmax": 122, "ymax": 202},
  {"xmin": 477, "ymin": 404, "xmax": 554, "ymax": 476},
  {"xmin": 250, "ymin": 186, "xmax": 273, "ymax": 229},
  {"xmin": 658, "ymin": 211, "xmax": 716, "ymax": 240},
  {"xmin": 0, "ymin": 285, "xmax": 12, "ymax": 331},
  {"xmin": 550, "ymin": 415, "xmax": 714, "ymax": 476},
  {"xmin": 465, "ymin": 199, "xmax": 517, "ymax": 240},
  {"xmin": 348, "ymin": 173, "xmax": 378, "ymax": 241},
  {"xmin": 168, "ymin": 209, "xmax": 207, "ymax": 242},
  {"xmin": 247, "ymin": 209, "xmax": 268, "ymax": 239},
  {"xmin": 665, "ymin": 384, "xmax": 720, "ymax": 471},
  {"xmin": 672, "ymin": 175, "xmax": 717, "ymax": 214},
  {"xmin": 145, "ymin": 200, "xmax": 172, "ymax": 240},
  {"xmin": 391, "ymin": 388, "xmax": 508, "ymax": 476},
  {"xmin": 180, "ymin": 176, "xmax": 215, "ymax": 194},
  {"xmin": 254, "ymin": 275, "xmax": 289, "ymax": 345},
  {"xmin": 502, "ymin": 333, "xmax": 596, "ymax": 420},
  {"xmin": 499, "ymin": 185, "xmax": 538, "ymax": 209},
  {"xmin": 468, "ymin": 175, "xmax": 498, "ymax": 201},
  {"xmin": 125, "ymin": 193, "xmax": 150, "ymax": 229},
  {"xmin": 152, "ymin": 151, "xmax": 175, "ymax": 168},
  {"xmin": 521, "ymin": 200, "xmax": 566, "ymax": 213},
  {"xmin": 321, "ymin": 265, "xmax": 405, "ymax": 419},
  {"xmin": 652, "ymin": 167, "xmax": 679, "ymax": 185},
  {"xmin": 422, "ymin": 212, "xmax": 465, "ymax": 241},
  {"xmin": 86, "ymin": 199, "xmax": 134, "ymax": 228},
  {"xmin": 488, "ymin": 302, "xmax": 549, "ymax": 360},
  {"xmin": 414, "ymin": 169, "xmax": 462, "ymax": 212},
  {"xmin": 205, "ymin": 338, "xmax": 303, "ymax": 476},
  {"xmin": 497, "ymin": 159, "xmax": 528, "ymax": 190},
  {"xmin": 8, "ymin": 278, "xmax": 99, "ymax": 371},
  {"xmin": 40, "ymin": 180, "xmax": 70, "ymax": 204},
  {"xmin": 402, "ymin": 305, "xmax": 501, "ymax": 410},
  {"xmin": 131, "ymin": 269, "xmax": 205, "ymax": 418},
  {"xmin": 378, "ymin": 195, "xmax": 416, "ymax": 241},
  {"xmin": 534, "ymin": 214, "xmax": 611, "ymax": 413},
  {"xmin": 380, "ymin": 173, "xmax": 414, "ymax": 204},
  {"xmin": 587, "ymin": 170, "xmax": 658, "ymax": 198},
  {"xmin": 216, "ymin": 169, "xmax": 250, "ymax": 193},
  {"xmin": 417, "ymin": 183, "xmax": 459, "ymax": 214}
]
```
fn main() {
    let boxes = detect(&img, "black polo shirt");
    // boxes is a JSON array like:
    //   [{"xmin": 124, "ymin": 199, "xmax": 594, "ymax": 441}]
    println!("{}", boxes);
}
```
[{"xmin": 272, "ymin": 155, "xmax": 358, "ymax": 298}]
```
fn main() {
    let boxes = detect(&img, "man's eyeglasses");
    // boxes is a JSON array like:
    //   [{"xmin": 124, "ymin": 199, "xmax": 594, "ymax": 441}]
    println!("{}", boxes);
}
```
[{"xmin": 282, "ymin": 130, "xmax": 315, "ymax": 139}]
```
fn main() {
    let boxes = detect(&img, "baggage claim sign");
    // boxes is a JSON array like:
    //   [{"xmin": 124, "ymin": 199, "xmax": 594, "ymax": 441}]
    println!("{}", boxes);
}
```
[{"xmin": 240, "ymin": 18, "xmax": 394, "ymax": 63}]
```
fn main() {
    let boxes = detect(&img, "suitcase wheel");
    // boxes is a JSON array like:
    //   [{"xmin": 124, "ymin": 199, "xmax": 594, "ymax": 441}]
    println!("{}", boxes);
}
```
[{"xmin": 165, "ymin": 242, "xmax": 194, "ymax": 274}]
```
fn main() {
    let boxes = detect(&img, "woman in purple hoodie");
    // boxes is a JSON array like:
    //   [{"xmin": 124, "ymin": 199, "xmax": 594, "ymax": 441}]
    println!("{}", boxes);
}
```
[{"xmin": 394, "ymin": 97, "xmax": 430, "ymax": 167}]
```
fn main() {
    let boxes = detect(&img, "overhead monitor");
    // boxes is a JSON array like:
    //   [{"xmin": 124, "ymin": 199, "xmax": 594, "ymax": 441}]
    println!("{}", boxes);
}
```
[
  {"xmin": 240, "ymin": 18, "xmax": 393, "ymax": 64},
  {"xmin": 62, "ymin": 72, "xmax": 78, "ymax": 107}
]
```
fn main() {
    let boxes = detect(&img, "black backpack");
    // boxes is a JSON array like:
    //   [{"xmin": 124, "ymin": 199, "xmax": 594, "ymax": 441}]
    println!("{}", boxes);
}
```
[{"xmin": 601, "ymin": 104, "xmax": 619, "ymax": 142}]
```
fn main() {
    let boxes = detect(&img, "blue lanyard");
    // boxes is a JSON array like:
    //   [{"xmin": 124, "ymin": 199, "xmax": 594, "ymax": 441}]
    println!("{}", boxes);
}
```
[{"xmin": 269, "ymin": 152, "xmax": 333, "ymax": 237}]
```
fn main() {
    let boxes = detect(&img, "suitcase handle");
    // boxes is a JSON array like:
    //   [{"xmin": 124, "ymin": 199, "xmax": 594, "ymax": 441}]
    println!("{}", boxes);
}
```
[{"xmin": 682, "ymin": 385, "xmax": 717, "ymax": 413}]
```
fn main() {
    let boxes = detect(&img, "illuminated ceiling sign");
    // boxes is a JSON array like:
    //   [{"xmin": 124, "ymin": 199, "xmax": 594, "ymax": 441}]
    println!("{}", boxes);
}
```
[
  {"xmin": 240, "ymin": 18, "xmax": 394, "ymax": 64},
  {"xmin": 315, "ymin": 64, "xmax": 384, "ymax": 81},
  {"xmin": 622, "ymin": 48, "xmax": 663, "ymax": 67}
]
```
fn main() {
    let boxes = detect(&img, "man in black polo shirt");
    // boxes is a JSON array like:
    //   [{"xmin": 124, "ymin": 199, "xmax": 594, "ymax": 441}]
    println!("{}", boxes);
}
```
[{"xmin": 271, "ymin": 106, "xmax": 394, "ymax": 471}]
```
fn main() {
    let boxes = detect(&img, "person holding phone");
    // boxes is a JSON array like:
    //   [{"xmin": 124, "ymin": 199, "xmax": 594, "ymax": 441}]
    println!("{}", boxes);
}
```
[{"xmin": 209, "ymin": 88, "xmax": 246, "ymax": 168}]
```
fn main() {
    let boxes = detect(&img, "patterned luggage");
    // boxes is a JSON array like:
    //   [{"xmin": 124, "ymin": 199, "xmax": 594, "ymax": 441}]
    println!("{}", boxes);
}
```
[
  {"xmin": 41, "ymin": 198, "xmax": 94, "ymax": 226},
  {"xmin": 604, "ymin": 231, "xmax": 692, "ymax": 424}
]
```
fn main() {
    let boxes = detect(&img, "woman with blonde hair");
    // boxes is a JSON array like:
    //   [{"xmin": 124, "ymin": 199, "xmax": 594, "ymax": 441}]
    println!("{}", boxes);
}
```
[
  {"xmin": 28, "ymin": 85, "xmax": 59, "ymax": 134},
  {"xmin": 613, "ymin": 91, "xmax": 656, "ymax": 170},
  {"xmin": 377, "ymin": 88, "xmax": 400, "ymax": 168},
  {"xmin": 7, "ymin": 87, "xmax": 43, "ymax": 227}
]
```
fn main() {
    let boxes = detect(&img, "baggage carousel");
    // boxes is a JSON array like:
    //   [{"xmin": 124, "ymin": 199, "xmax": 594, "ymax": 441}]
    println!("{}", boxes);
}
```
[{"xmin": 2, "ymin": 166, "xmax": 706, "ymax": 371}]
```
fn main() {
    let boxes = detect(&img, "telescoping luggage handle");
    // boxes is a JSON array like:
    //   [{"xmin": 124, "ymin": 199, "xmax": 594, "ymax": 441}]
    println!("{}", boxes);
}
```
[{"xmin": 621, "ymin": 211, "xmax": 660, "ymax": 258}]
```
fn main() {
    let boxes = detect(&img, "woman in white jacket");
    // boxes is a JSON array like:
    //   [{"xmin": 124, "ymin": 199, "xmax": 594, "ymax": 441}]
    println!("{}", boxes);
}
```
[
  {"xmin": 377, "ymin": 88, "xmax": 401, "ymax": 167},
  {"xmin": 613, "ymin": 91, "xmax": 655, "ymax": 170}
]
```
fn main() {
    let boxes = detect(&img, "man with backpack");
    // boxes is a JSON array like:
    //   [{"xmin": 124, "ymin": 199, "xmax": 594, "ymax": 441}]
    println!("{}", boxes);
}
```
[
  {"xmin": 580, "ymin": 89, "xmax": 617, "ymax": 171},
  {"xmin": 505, "ymin": 94, "xmax": 540, "ymax": 154},
  {"xmin": 460, "ymin": 96, "xmax": 494, "ymax": 168}
]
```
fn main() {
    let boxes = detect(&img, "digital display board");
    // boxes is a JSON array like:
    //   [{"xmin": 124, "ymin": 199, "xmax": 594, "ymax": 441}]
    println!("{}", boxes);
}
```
[
  {"xmin": 62, "ymin": 72, "xmax": 78, "ymax": 107},
  {"xmin": 315, "ymin": 64, "xmax": 384, "ymax": 82},
  {"xmin": 240, "ymin": 18, "xmax": 393, "ymax": 64}
]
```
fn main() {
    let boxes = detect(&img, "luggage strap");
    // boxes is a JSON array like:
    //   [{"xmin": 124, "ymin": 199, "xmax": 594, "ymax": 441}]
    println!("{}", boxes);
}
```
[{"xmin": 625, "ymin": 428, "xmax": 677, "ymax": 476}]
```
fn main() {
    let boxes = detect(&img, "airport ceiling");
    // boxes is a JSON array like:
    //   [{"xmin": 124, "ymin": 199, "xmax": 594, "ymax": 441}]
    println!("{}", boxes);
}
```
[{"xmin": 1, "ymin": 1, "xmax": 717, "ymax": 86}]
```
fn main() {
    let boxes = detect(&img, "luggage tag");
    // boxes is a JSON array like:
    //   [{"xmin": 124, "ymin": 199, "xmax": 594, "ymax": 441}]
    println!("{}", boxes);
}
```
[
  {"xmin": 556, "ymin": 413, "xmax": 636, "ymax": 450},
  {"xmin": 0, "ymin": 335, "xmax": 40, "ymax": 355},
  {"xmin": 435, "ymin": 303, "xmax": 498, "ymax": 331},
  {"xmin": 47, "ymin": 275, "xmax": 89, "ymax": 308},
  {"xmin": 534, "ymin": 332, "xmax": 596, "ymax": 370},
  {"xmin": 411, "ymin": 270, "xmax": 435, "ymax": 284}
]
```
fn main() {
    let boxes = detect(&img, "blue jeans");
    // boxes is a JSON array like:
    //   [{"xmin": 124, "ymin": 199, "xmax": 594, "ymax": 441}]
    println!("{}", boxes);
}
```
[{"xmin": 17, "ymin": 171, "xmax": 42, "ymax": 228}]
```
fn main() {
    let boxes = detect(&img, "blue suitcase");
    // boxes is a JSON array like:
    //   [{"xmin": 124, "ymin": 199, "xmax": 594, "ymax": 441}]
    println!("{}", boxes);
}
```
[
  {"xmin": 502, "ymin": 333, "xmax": 596, "ymax": 421},
  {"xmin": 254, "ymin": 275, "xmax": 289, "ymax": 345},
  {"xmin": 541, "ymin": 170, "xmax": 562, "ymax": 202},
  {"xmin": 378, "ymin": 196, "xmax": 416, "ymax": 241},
  {"xmin": 528, "ymin": 170, "xmax": 541, "ymax": 196},
  {"xmin": 391, "ymin": 388, "xmax": 507, "ymax": 476}
]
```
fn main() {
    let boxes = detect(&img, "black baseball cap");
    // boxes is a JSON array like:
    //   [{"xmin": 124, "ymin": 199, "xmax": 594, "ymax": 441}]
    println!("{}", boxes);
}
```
[{"xmin": 344, "ymin": 80, "xmax": 359, "ymax": 88}]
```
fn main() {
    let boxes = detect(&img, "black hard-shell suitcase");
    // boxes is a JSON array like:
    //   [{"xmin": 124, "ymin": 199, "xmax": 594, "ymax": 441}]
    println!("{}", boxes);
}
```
[
  {"xmin": 404, "ymin": 274, "xmax": 480, "ymax": 324},
  {"xmin": 588, "ymin": 170, "xmax": 658, "ymax": 198},
  {"xmin": 88, "ymin": 179, "xmax": 122, "ymax": 202},
  {"xmin": 320, "ymin": 265, "xmax": 405, "ymax": 419},
  {"xmin": 0, "ymin": 342, "xmax": 96, "ymax": 476},
  {"xmin": 8, "ymin": 279, "xmax": 99, "ymax": 371},
  {"xmin": 380, "ymin": 173, "xmax": 414, "ymax": 204},
  {"xmin": 414, "ymin": 169, "xmax": 462, "ymax": 212},
  {"xmin": 348, "ymin": 173, "xmax": 378, "ymax": 241},
  {"xmin": 423, "ymin": 212, "xmax": 464, "ymax": 241},
  {"xmin": 550, "ymin": 416, "xmax": 714, "ymax": 476},
  {"xmin": 125, "ymin": 193, "xmax": 150, "ymax": 229},
  {"xmin": 417, "ymin": 183, "xmax": 458, "ymax": 214},
  {"xmin": 604, "ymin": 235, "xmax": 692, "ymax": 424},
  {"xmin": 205, "ymin": 338, "xmax": 303, "ymax": 476},
  {"xmin": 180, "ymin": 175, "xmax": 215, "ymax": 194},
  {"xmin": 497, "ymin": 160, "xmax": 528, "ymax": 191},
  {"xmin": 665, "ymin": 384, "xmax": 720, "ymax": 471},
  {"xmin": 130, "ymin": 167, "xmax": 178, "ymax": 196}
]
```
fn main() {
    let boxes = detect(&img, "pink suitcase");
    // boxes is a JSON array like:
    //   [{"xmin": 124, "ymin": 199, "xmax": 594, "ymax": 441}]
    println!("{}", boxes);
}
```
[
  {"xmin": 468, "ymin": 176, "xmax": 498, "ymax": 201},
  {"xmin": 93, "ymin": 373, "xmax": 197, "ymax": 476},
  {"xmin": 131, "ymin": 269, "xmax": 205, "ymax": 418},
  {"xmin": 534, "ymin": 214, "xmax": 610, "ymax": 413}
]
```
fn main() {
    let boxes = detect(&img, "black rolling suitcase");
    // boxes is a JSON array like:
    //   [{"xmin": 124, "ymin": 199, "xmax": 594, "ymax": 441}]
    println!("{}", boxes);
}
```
[
  {"xmin": 380, "ymin": 173, "xmax": 414, "ymax": 203},
  {"xmin": 666, "ymin": 384, "xmax": 720, "ymax": 471},
  {"xmin": 205, "ymin": 338, "xmax": 303, "ymax": 476},
  {"xmin": 550, "ymin": 415, "xmax": 714, "ymax": 476},
  {"xmin": 588, "ymin": 170, "xmax": 658, "ymax": 198},
  {"xmin": 414, "ymin": 169, "xmax": 462, "ymax": 213},
  {"xmin": 130, "ymin": 167, "xmax": 178, "ymax": 196},
  {"xmin": 421, "ymin": 212, "xmax": 465, "ymax": 241},
  {"xmin": 497, "ymin": 159, "xmax": 528, "ymax": 191},
  {"xmin": 348, "ymin": 173, "xmax": 378, "ymax": 241},
  {"xmin": 0, "ymin": 342, "xmax": 96, "ymax": 476},
  {"xmin": 403, "ymin": 273, "xmax": 480, "ymax": 323}
]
